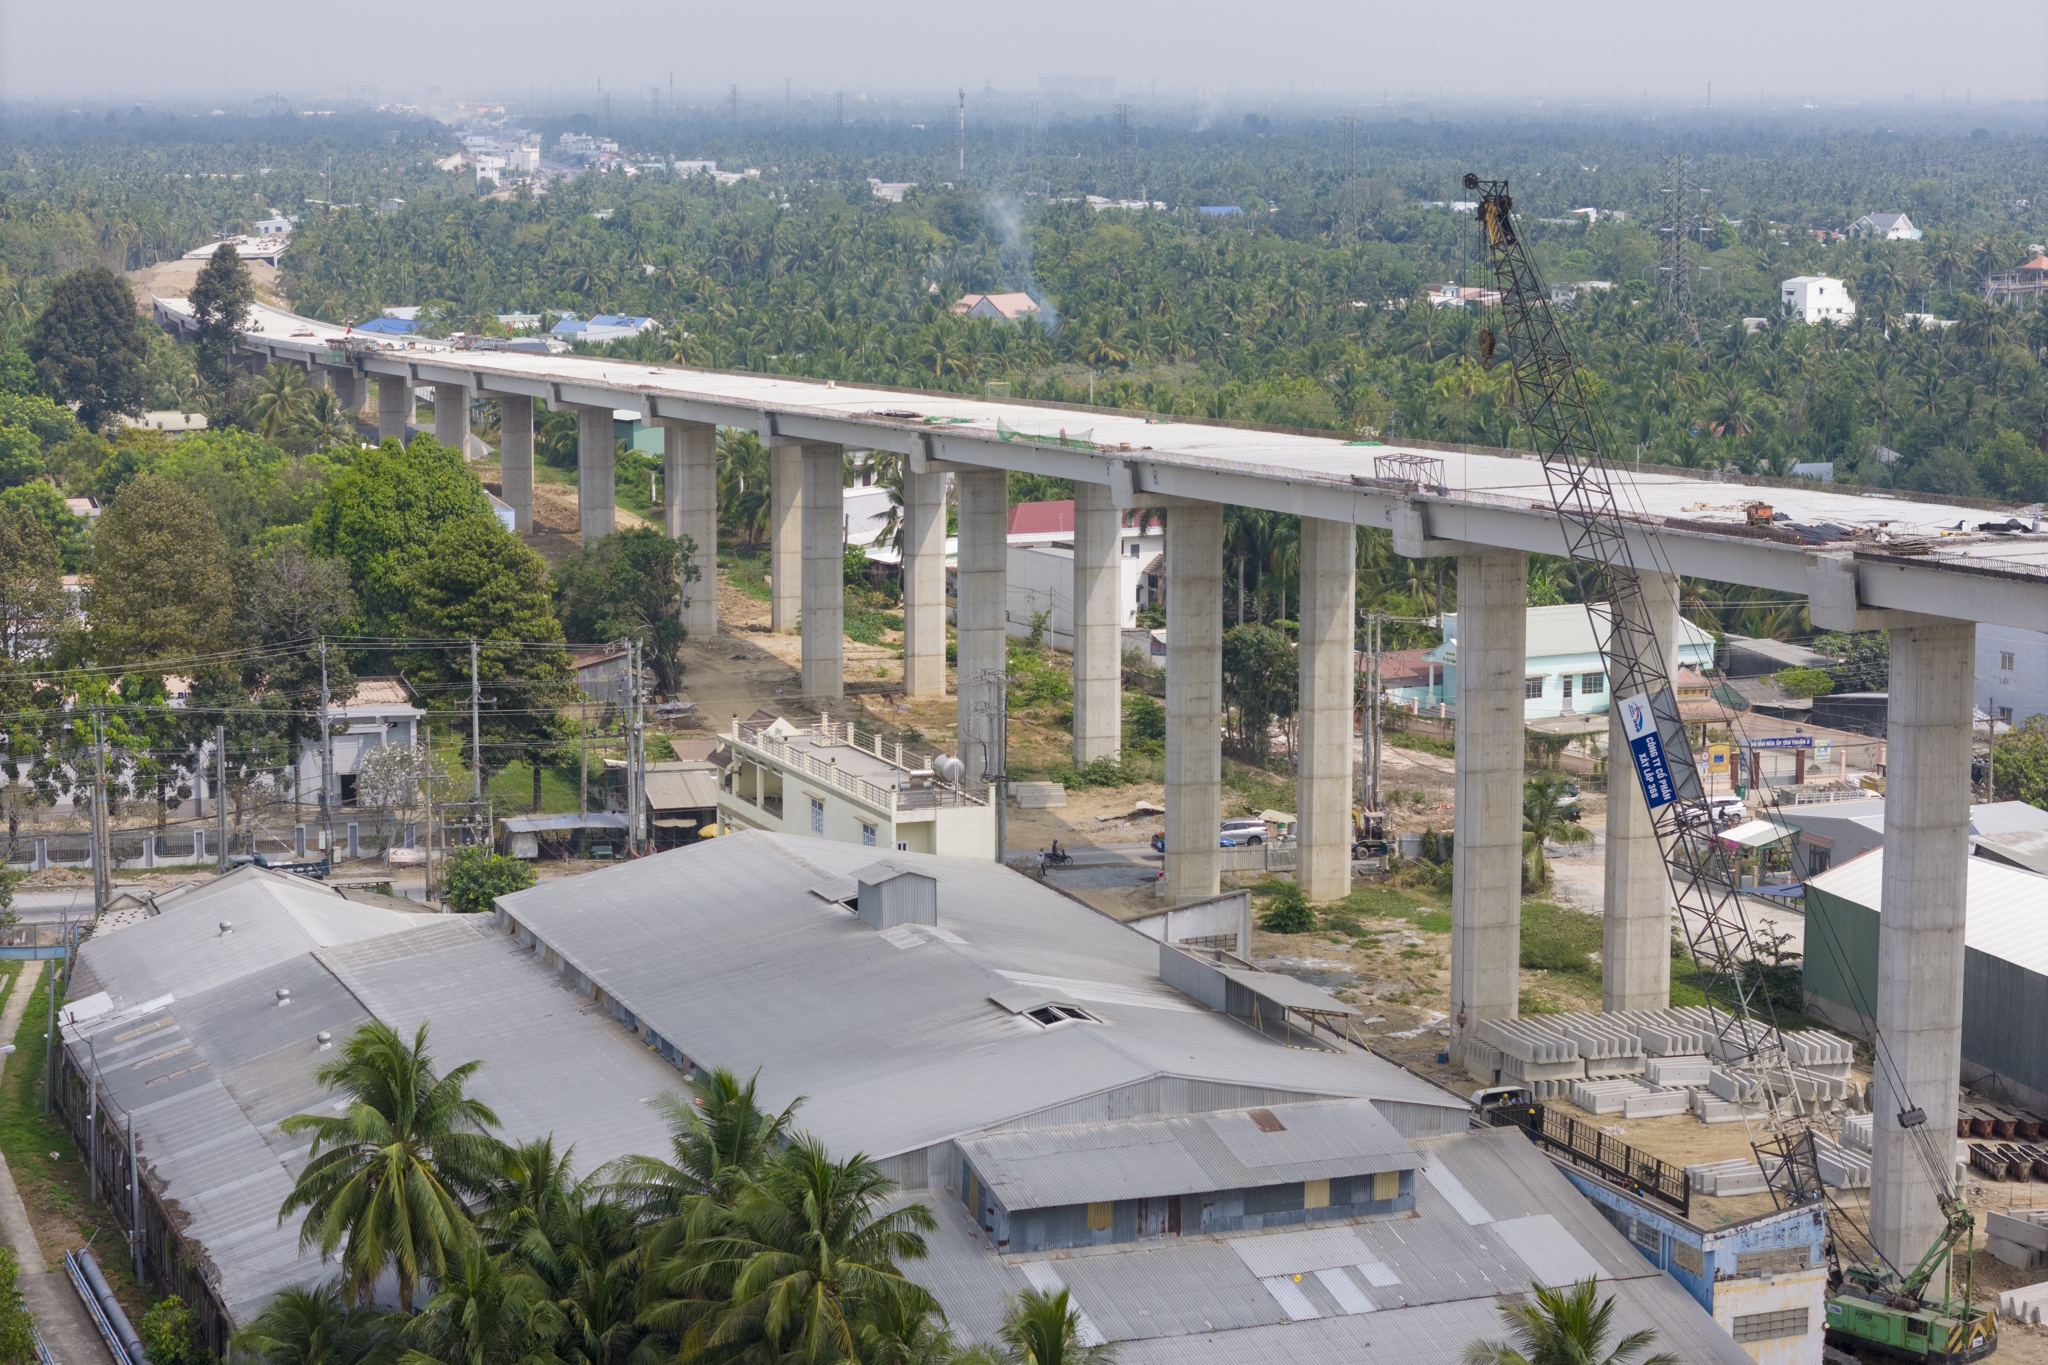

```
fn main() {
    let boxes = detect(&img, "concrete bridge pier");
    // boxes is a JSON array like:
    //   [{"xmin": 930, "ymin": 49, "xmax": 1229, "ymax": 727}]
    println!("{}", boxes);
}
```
[
  {"xmin": 377, "ymin": 376, "xmax": 413, "ymax": 442},
  {"xmin": 1164, "ymin": 504, "xmax": 1224, "ymax": 902},
  {"xmin": 498, "ymin": 395, "xmax": 534, "ymax": 532},
  {"xmin": 955, "ymin": 469, "xmax": 1009, "ymax": 775},
  {"xmin": 577, "ymin": 405, "xmax": 616, "ymax": 543},
  {"xmin": 1296, "ymin": 516, "xmax": 1357, "ymax": 903},
  {"xmin": 800, "ymin": 444, "xmax": 846, "ymax": 700},
  {"xmin": 322, "ymin": 366, "xmax": 363, "ymax": 422},
  {"xmin": 900, "ymin": 466, "xmax": 948, "ymax": 698},
  {"xmin": 1449, "ymin": 548, "xmax": 1528, "ymax": 1065},
  {"xmin": 770, "ymin": 445, "xmax": 802, "ymax": 633},
  {"xmin": 1603, "ymin": 569, "xmax": 1681, "ymax": 1013},
  {"xmin": 1869, "ymin": 620, "xmax": 1975, "ymax": 1268},
  {"xmin": 662, "ymin": 420, "xmax": 718, "ymax": 639},
  {"xmin": 433, "ymin": 381, "xmax": 471, "ymax": 455},
  {"xmin": 1072, "ymin": 482, "xmax": 1123, "ymax": 766}
]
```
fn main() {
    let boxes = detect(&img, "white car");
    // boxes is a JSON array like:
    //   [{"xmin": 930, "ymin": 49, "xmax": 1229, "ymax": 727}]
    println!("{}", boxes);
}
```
[
  {"xmin": 1220, "ymin": 817, "xmax": 1271, "ymax": 846},
  {"xmin": 1681, "ymin": 796, "xmax": 1748, "ymax": 828}
]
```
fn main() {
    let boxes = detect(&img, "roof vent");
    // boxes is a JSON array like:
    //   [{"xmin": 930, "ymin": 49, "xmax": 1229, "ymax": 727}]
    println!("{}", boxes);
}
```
[
  {"xmin": 852, "ymin": 861, "xmax": 937, "ymax": 931},
  {"xmin": 219, "ymin": 920, "xmax": 232, "ymax": 936},
  {"xmin": 275, "ymin": 988, "xmax": 291, "ymax": 1007},
  {"xmin": 316, "ymin": 1031, "xmax": 332, "ymax": 1051}
]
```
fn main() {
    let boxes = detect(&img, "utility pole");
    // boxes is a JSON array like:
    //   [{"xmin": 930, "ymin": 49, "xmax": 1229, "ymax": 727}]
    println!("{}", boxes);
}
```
[
  {"xmin": 422, "ymin": 724, "xmax": 435, "ymax": 904},
  {"xmin": 469, "ymin": 639, "xmax": 483, "ymax": 823},
  {"xmin": 319, "ymin": 640, "xmax": 334, "ymax": 870},
  {"xmin": 89, "ymin": 708, "xmax": 108, "ymax": 915},
  {"xmin": 214, "ymin": 725, "xmax": 228, "ymax": 873},
  {"xmin": 128, "ymin": 1110, "xmax": 142, "ymax": 1286},
  {"xmin": 579, "ymin": 705, "xmax": 589, "ymax": 818},
  {"xmin": 974, "ymin": 667, "xmax": 1010, "ymax": 864},
  {"xmin": 1985, "ymin": 695, "xmax": 1997, "ymax": 800},
  {"xmin": 44, "ymin": 916, "xmax": 58, "ymax": 1114},
  {"xmin": 626, "ymin": 641, "xmax": 644, "ymax": 855}
]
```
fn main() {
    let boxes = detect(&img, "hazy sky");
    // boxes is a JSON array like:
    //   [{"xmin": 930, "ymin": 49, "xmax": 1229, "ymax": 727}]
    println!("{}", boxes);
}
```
[{"xmin": 4, "ymin": 0, "xmax": 2045, "ymax": 107}]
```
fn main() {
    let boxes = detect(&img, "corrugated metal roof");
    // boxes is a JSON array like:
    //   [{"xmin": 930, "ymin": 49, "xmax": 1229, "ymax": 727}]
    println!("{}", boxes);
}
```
[
  {"xmin": 903, "ymin": 1127, "xmax": 1751, "ymax": 1365},
  {"xmin": 643, "ymin": 768, "xmax": 720, "ymax": 811},
  {"xmin": 1807, "ymin": 848, "xmax": 2048, "ymax": 975},
  {"xmin": 494, "ymin": 832, "xmax": 1467, "ymax": 1161},
  {"xmin": 67, "ymin": 876, "xmax": 681, "ymax": 1326},
  {"xmin": 958, "ymin": 1098, "xmax": 1412, "ymax": 1209}
]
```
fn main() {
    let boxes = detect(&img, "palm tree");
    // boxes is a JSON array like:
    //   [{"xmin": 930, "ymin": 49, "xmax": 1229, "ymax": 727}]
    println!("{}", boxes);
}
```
[
  {"xmin": 996, "ymin": 1287, "xmax": 1118, "ymax": 1365},
  {"xmin": 278, "ymin": 1021, "xmax": 507, "ymax": 1311},
  {"xmin": 604, "ymin": 1068, "xmax": 800, "ymax": 1220},
  {"xmin": 1464, "ymin": 1278, "xmax": 1677, "ymax": 1365},
  {"xmin": 247, "ymin": 364, "xmax": 319, "ymax": 441},
  {"xmin": 1522, "ymin": 773, "xmax": 1593, "ymax": 893},
  {"xmin": 643, "ymin": 1139, "xmax": 936, "ymax": 1365},
  {"xmin": 403, "ymin": 1241, "xmax": 566, "ymax": 1365},
  {"xmin": 230, "ymin": 1284, "xmax": 398, "ymax": 1365}
]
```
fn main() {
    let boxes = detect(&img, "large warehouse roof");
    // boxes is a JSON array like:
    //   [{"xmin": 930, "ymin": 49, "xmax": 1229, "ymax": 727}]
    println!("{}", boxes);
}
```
[
  {"xmin": 494, "ymin": 831, "xmax": 1470, "ymax": 1159},
  {"xmin": 911, "ymin": 1124, "xmax": 1753, "ymax": 1365},
  {"xmin": 63, "ymin": 870, "xmax": 678, "ymax": 1322},
  {"xmin": 1807, "ymin": 848, "xmax": 2048, "ymax": 975}
]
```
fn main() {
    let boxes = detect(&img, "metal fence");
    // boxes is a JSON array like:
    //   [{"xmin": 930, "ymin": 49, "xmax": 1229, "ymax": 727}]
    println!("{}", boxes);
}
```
[{"xmin": 1490, "ymin": 1102, "xmax": 1691, "ymax": 1216}]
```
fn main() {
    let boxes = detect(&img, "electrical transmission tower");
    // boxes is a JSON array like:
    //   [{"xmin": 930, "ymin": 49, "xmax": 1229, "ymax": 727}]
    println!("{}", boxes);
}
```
[{"xmin": 1657, "ymin": 154, "xmax": 1698, "ymax": 329}]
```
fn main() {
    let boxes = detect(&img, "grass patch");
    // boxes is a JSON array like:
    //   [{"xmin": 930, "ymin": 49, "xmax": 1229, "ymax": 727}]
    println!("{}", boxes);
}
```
[
  {"xmin": 721, "ymin": 550, "xmax": 772, "ymax": 602},
  {"xmin": 844, "ymin": 610, "xmax": 902, "ymax": 647},
  {"xmin": 0, "ymin": 962, "xmax": 144, "ymax": 1309},
  {"xmin": 1670, "ymin": 955, "xmax": 1830, "ymax": 1033},
  {"xmin": 1222, "ymin": 760, "xmax": 1293, "ymax": 815},
  {"xmin": 1386, "ymin": 731, "xmax": 1454, "ymax": 758},
  {"xmin": 485, "ymin": 760, "xmax": 591, "ymax": 815},
  {"xmin": 1519, "ymin": 988, "xmax": 1567, "ymax": 1015},
  {"xmin": 1520, "ymin": 900, "xmax": 1603, "ymax": 975}
]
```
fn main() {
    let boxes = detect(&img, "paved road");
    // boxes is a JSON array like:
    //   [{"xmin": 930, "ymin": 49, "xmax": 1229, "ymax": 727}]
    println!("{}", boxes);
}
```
[
  {"xmin": 1035, "ymin": 841, "xmax": 1162, "ymax": 891},
  {"xmin": 0, "ymin": 964, "xmax": 115, "ymax": 1365}
]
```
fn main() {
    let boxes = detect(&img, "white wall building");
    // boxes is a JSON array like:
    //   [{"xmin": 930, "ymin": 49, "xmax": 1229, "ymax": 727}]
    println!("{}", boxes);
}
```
[
  {"xmin": 1978, "ymin": 624, "xmax": 2048, "ymax": 726},
  {"xmin": 1781, "ymin": 276, "xmax": 1856, "ymax": 325},
  {"xmin": 1847, "ymin": 212, "xmax": 1922, "ymax": 241},
  {"xmin": 717, "ymin": 712, "xmax": 995, "ymax": 858},
  {"xmin": 1000, "ymin": 500, "xmax": 1164, "ymax": 648},
  {"xmin": 294, "ymin": 678, "xmax": 425, "ymax": 807}
]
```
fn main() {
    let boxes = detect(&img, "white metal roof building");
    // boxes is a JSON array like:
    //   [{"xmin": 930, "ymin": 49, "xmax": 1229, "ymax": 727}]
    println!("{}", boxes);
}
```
[{"xmin": 1803, "ymin": 849, "xmax": 2048, "ymax": 1111}]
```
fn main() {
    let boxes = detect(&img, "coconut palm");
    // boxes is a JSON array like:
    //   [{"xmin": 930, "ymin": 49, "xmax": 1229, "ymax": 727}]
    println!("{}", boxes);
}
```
[
  {"xmin": 403, "ymin": 1241, "xmax": 565, "ymax": 1365},
  {"xmin": 604, "ymin": 1068, "xmax": 800, "ymax": 1220},
  {"xmin": 247, "ymin": 364, "xmax": 319, "ymax": 441},
  {"xmin": 639, "ymin": 1138, "xmax": 935, "ymax": 1365},
  {"xmin": 996, "ymin": 1287, "xmax": 1118, "ymax": 1365},
  {"xmin": 230, "ymin": 1283, "xmax": 398, "ymax": 1365},
  {"xmin": 1522, "ymin": 772, "xmax": 1593, "ymax": 892},
  {"xmin": 1464, "ymin": 1278, "xmax": 1677, "ymax": 1365},
  {"xmin": 278, "ymin": 1021, "xmax": 507, "ymax": 1311}
]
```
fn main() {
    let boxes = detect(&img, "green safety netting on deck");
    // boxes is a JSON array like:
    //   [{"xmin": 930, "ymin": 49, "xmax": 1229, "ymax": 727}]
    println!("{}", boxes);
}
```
[{"xmin": 996, "ymin": 419, "xmax": 1096, "ymax": 448}]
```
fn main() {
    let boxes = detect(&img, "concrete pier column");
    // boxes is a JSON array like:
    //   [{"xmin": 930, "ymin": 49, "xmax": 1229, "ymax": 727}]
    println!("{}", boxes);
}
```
[
  {"xmin": 900, "ymin": 466, "xmax": 948, "ymax": 698},
  {"xmin": 770, "ymin": 445, "xmax": 803, "ymax": 633},
  {"xmin": 576, "ymin": 405, "xmax": 616, "ymax": 543},
  {"xmin": 1297, "ymin": 517, "xmax": 1357, "ymax": 902},
  {"xmin": 1603, "ymin": 569, "xmax": 1681, "ymax": 1012},
  {"xmin": 322, "ymin": 367, "xmax": 363, "ymax": 422},
  {"xmin": 1869, "ymin": 620, "xmax": 1975, "ymax": 1268},
  {"xmin": 1164, "ymin": 504, "xmax": 1224, "ymax": 903},
  {"xmin": 433, "ymin": 381, "xmax": 471, "ymax": 454},
  {"xmin": 1450, "ymin": 549, "xmax": 1528, "ymax": 1063},
  {"xmin": 1072, "ymin": 482, "xmax": 1123, "ymax": 766},
  {"xmin": 800, "ymin": 445, "xmax": 846, "ymax": 700},
  {"xmin": 498, "ymin": 396, "xmax": 534, "ymax": 532},
  {"xmin": 663, "ymin": 421, "xmax": 718, "ymax": 638},
  {"xmin": 376, "ymin": 375, "xmax": 413, "ymax": 442},
  {"xmin": 955, "ymin": 469, "xmax": 1008, "ymax": 772}
]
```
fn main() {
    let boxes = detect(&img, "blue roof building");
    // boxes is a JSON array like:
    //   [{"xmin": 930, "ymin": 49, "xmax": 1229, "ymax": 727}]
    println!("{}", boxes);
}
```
[{"xmin": 352, "ymin": 316, "xmax": 417, "ymax": 335}]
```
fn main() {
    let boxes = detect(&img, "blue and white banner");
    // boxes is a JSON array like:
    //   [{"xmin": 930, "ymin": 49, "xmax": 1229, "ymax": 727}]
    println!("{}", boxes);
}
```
[{"xmin": 1618, "ymin": 692, "xmax": 1677, "ymax": 809}]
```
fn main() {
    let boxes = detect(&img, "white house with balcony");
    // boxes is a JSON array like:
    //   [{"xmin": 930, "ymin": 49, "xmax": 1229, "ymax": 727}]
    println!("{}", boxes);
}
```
[
  {"xmin": 716, "ymin": 711, "xmax": 995, "ymax": 859},
  {"xmin": 1781, "ymin": 276, "xmax": 1856, "ymax": 325},
  {"xmin": 294, "ymin": 677, "xmax": 425, "ymax": 807}
]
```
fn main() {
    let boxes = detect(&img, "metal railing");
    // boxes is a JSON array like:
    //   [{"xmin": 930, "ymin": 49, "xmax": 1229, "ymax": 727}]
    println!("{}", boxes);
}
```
[
  {"xmin": 729, "ymin": 716, "xmax": 985, "ymax": 814},
  {"xmin": 1489, "ymin": 1103, "xmax": 1690, "ymax": 1216}
]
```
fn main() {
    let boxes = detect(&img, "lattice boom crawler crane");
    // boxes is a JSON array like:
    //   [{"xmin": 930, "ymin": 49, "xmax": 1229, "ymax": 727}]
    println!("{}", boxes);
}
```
[{"xmin": 1461, "ymin": 172, "xmax": 1995, "ymax": 1364}]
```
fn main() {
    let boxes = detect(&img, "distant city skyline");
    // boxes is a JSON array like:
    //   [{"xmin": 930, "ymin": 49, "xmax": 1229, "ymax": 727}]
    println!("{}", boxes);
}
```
[{"xmin": 3, "ymin": 0, "xmax": 2045, "ymax": 106}]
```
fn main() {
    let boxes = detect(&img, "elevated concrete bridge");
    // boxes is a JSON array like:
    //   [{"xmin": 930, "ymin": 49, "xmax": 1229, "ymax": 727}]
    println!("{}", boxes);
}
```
[{"xmin": 157, "ymin": 295, "xmax": 2048, "ymax": 1268}]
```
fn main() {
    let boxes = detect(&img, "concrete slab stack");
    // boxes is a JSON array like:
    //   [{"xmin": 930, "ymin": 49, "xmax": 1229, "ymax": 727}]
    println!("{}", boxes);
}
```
[{"xmin": 1988, "ymin": 1212, "xmax": 2048, "ymax": 1273}]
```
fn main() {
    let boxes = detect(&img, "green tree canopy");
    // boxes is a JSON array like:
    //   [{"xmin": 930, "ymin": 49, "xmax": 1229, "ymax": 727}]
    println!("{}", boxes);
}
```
[
  {"xmin": 26, "ymin": 265, "xmax": 147, "ymax": 431},
  {"xmin": 89, "ymin": 471, "xmax": 238, "ymax": 663},
  {"xmin": 0, "ymin": 429, "xmax": 42, "ymax": 491},
  {"xmin": 441, "ymin": 845, "xmax": 536, "ymax": 914},
  {"xmin": 552, "ymin": 527, "xmax": 699, "ymax": 695},
  {"xmin": 308, "ymin": 436, "xmax": 496, "ymax": 629},
  {"xmin": 392, "ymin": 517, "xmax": 573, "ymax": 802},
  {"xmin": 1464, "ymin": 1277, "xmax": 1677, "ymax": 1365},
  {"xmin": 189, "ymin": 243, "xmax": 253, "ymax": 382}
]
